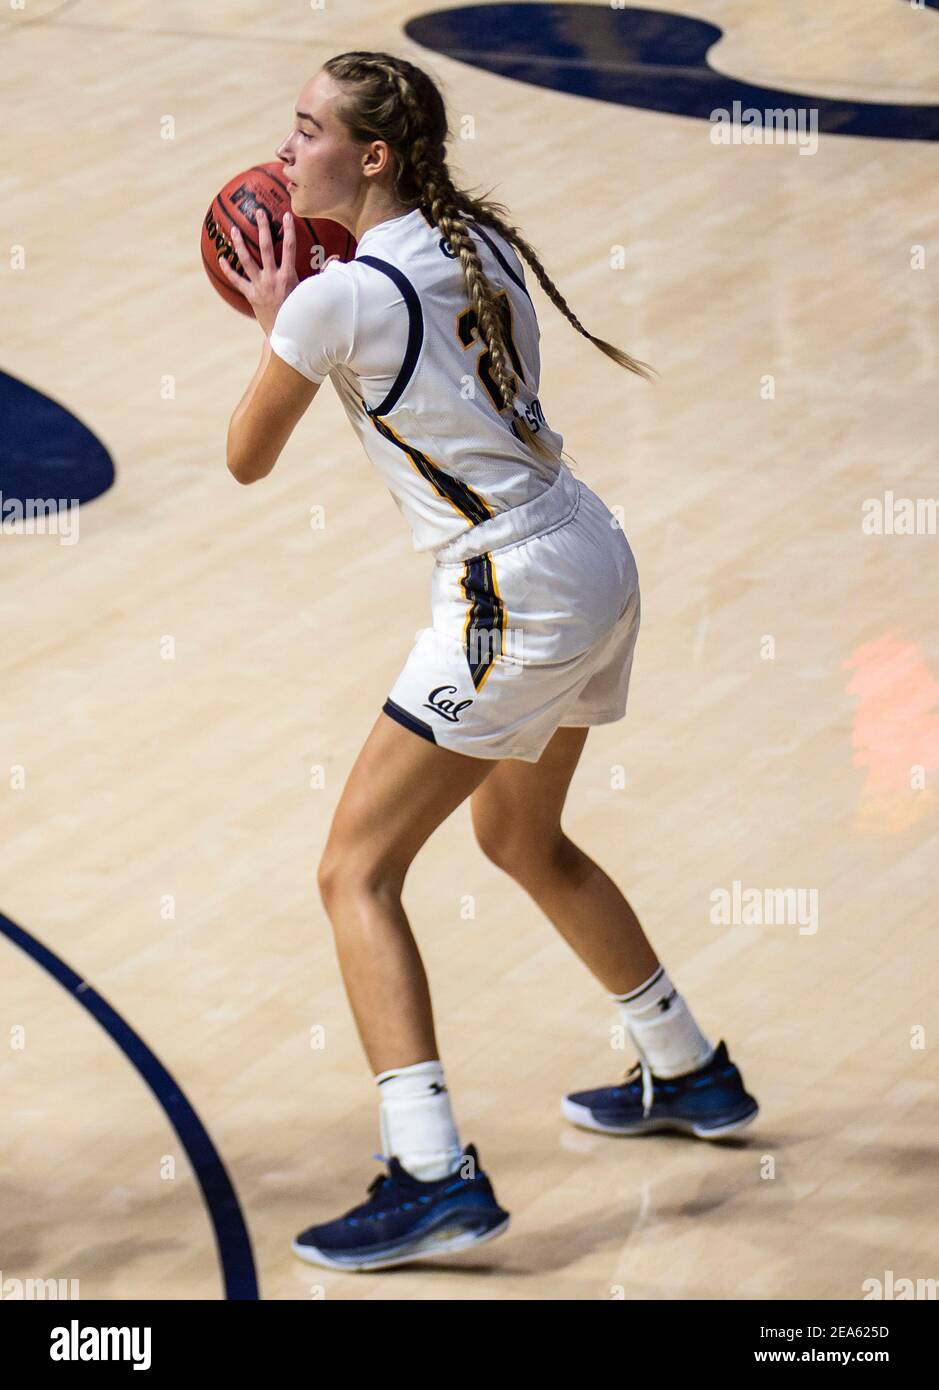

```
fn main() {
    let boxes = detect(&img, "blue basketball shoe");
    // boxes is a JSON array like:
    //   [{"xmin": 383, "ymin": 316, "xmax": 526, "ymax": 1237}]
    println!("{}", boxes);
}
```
[
  {"xmin": 292, "ymin": 1143, "xmax": 510, "ymax": 1271},
  {"xmin": 562, "ymin": 1040, "xmax": 759, "ymax": 1139}
]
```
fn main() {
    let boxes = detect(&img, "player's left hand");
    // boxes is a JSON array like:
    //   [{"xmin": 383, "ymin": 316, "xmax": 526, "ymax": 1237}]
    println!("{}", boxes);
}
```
[{"xmin": 216, "ymin": 207, "xmax": 299, "ymax": 337}]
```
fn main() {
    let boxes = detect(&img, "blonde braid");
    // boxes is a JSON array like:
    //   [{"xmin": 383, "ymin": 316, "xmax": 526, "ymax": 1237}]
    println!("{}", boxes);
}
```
[
  {"xmin": 389, "ymin": 71, "xmax": 556, "ymax": 458},
  {"xmin": 474, "ymin": 211, "xmax": 656, "ymax": 383}
]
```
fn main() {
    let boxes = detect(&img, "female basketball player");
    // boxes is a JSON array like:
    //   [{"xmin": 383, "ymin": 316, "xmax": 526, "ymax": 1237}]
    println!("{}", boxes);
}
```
[{"xmin": 218, "ymin": 51, "xmax": 758, "ymax": 1272}]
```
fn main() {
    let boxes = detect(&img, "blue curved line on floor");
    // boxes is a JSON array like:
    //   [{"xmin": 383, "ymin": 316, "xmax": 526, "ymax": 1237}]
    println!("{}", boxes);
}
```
[
  {"xmin": 0, "ymin": 370, "xmax": 115, "ymax": 505},
  {"xmin": 0, "ymin": 910, "xmax": 259, "ymax": 1300},
  {"xmin": 404, "ymin": 3, "xmax": 939, "ymax": 142}
]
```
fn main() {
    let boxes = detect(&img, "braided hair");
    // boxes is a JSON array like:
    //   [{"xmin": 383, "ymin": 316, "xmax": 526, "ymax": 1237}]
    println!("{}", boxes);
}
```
[{"xmin": 323, "ymin": 50, "xmax": 655, "ymax": 462}]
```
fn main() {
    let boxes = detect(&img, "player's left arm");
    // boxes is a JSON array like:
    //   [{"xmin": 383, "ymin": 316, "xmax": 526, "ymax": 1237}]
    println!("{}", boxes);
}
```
[
  {"xmin": 217, "ymin": 207, "xmax": 320, "ymax": 484},
  {"xmin": 227, "ymin": 338, "xmax": 319, "ymax": 484}
]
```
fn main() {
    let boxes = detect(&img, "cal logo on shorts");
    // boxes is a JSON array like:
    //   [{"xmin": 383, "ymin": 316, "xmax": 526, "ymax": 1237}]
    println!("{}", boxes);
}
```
[{"xmin": 424, "ymin": 685, "xmax": 474, "ymax": 723}]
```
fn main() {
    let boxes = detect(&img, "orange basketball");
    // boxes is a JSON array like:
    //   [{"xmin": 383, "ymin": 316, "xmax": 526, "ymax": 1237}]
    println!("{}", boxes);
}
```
[{"xmin": 202, "ymin": 162, "xmax": 356, "ymax": 316}]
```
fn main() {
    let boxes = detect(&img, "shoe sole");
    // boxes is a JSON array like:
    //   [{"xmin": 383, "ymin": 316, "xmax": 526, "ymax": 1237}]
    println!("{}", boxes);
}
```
[
  {"xmin": 291, "ymin": 1214, "xmax": 511, "ymax": 1272},
  {"xmin": 561, "ymin": 1096, "xmax": 759, "ymax": 1140}
]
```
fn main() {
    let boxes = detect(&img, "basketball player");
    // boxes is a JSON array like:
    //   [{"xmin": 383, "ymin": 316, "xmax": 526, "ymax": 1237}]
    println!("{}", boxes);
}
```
[{"xmin": 218, "ymin": 51, "xmax": 758, "ymax": 1272}]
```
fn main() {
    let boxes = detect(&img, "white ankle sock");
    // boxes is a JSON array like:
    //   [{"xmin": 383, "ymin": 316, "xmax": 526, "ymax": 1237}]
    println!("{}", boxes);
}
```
[
  {"xmin": 612, "ymin": 966, "xmax": 714, "ymax": 1079},
  {"xmin": 375, "ymin": 1060, "xmax": 464, "ymax": 1181}
]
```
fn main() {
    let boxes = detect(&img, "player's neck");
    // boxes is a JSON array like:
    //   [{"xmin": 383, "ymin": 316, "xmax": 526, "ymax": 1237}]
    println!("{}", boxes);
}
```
[{"xmin": 353, "ymin": 196, "xmax": 421, "ymax": 242}]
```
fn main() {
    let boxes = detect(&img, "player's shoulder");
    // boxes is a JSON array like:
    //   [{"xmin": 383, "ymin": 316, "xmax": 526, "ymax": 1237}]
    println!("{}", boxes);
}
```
[
  {"xmin": 288, "ymin": 250, "xmax": 413, "ymax": 318},
  {"xmin": 273, "ymin": 260, "xmax": 357, "ymax": 347},
  {"xmin": 285, "ymin": 257, "xmax": 357, "ymax": 308}
]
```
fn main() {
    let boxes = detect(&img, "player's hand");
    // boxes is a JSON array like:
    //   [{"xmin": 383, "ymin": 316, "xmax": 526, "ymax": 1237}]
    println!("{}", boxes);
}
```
[{"xmin": 216, "ymin": 207, "xmax": 299, "ymax": 337}]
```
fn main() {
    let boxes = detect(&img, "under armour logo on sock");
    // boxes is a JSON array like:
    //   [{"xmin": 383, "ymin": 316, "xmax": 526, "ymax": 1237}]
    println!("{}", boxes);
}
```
[
  {"xmin": 657, "ymin": 990, "xmax": 678, "ymax": 1013},
  {"xmin": 427, "ymin": 1082, "xmax": 448, "ymax": 1095}
]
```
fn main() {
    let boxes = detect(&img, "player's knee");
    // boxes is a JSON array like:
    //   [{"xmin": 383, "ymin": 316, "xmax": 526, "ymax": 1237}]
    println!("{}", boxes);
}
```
[
  {"xmin": 315, "ymin": 853, "xmax": 340, "ymax": 904},
  {"xmin": 474, "ymin": 818, "xmax": 564, "ymax": 879},
  {"xmin": 316, "ymin": 845, "xmax": 405, "ymax": 907}
]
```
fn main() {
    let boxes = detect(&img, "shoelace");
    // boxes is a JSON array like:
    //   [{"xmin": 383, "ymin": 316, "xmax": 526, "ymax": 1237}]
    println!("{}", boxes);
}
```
[
  {"xmin": 365, "ymin": 1153, "xmax": 392, "ymax": 1197},
  {"xmin": 623, "ymin": 1058, "xmax": 655, "ymax": 1117}
]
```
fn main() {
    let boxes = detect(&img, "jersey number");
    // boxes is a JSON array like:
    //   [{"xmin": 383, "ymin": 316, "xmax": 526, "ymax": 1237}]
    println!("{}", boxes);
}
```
[{"xmin": 456, "ymin": 291, "xmax": 524, "ymax": 411}]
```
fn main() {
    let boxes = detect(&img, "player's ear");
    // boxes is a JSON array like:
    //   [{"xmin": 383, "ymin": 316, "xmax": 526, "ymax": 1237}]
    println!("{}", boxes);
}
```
[{"xmin": 363, "ymin": 140, "xmax": 392, "ymax": 178}]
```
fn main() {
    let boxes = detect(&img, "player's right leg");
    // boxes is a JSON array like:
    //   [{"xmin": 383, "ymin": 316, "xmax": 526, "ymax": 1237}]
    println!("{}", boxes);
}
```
[
  {"xmin": 470, "ymin": 726, "xmax": 759, "ymax": 1139},
  {"xmin": 292, "ymin": 708, "xmax": 510, "ymax": 1272}
]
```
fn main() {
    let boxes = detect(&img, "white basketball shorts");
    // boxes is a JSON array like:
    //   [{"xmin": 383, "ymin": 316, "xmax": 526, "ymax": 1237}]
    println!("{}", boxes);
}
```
[{"xmin": 382, "ymin": 463, "xmax": 641, "ymax": 763}]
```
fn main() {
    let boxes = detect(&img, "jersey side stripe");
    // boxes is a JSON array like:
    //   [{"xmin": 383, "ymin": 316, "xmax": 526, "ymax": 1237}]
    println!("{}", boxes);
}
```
[{"xmin": 368, "ymin": 413, "xmax": 494, "ymax": 527}]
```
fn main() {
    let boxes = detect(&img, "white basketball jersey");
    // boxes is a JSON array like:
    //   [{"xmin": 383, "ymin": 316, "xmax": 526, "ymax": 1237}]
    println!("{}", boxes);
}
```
[{"xmin": 269, "ymin": 205, "xmax": 566, "ymax": 553}]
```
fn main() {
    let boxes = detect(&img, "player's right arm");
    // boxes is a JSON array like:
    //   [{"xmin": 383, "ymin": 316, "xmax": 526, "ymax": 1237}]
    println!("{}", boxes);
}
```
[{"xmin": 227, "ymin": 337, "xmax": 320, "ymax": 485}]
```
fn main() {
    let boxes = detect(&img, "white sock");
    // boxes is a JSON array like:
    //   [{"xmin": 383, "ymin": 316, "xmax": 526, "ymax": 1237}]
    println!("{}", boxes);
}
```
[
  {"xmin": 612, "ymin": 966, "xmax": 714, "ymax": 1079},
  {"xmin": 375, "ymin": 1060, "xmax": 464, "ymax": 1181}
]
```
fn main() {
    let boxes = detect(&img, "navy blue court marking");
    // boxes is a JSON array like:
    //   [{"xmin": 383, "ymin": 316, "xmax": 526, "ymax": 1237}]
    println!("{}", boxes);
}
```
[
  {"xmin": 0, "ymin": 911, "xmax": 259, "ymax": 1300},
  {"xmin": 405, "ymin": 3, "xmax": 939, "ymax": 142},
  {"xmin": 0, "ymin": 371, "xmax": 115, "ymax": 506}
]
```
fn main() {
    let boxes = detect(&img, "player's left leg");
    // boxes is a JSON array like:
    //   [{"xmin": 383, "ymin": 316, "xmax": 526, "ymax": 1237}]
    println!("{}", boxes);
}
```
[
  {"xmin": 471, "ymin": 726, "xmax": 759, "ymax": 1140},
  {"xmin": 471, "ymin": 725, "xmax": 659, "ymax": 992},
  {"xmin": 293, "ymin": 709, "xmax": 509, "ymax": 1271}
]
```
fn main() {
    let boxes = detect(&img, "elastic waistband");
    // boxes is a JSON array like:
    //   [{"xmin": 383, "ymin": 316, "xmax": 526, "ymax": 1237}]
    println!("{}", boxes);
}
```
[{"xmin": 432, "ymin": 464, "xmax": 581, "ymax": 566}]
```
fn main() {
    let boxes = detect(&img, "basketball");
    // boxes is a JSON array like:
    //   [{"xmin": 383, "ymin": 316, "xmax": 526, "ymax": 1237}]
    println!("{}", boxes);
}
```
[{"xmin": 201, "ymin": 162, "xmax": 356, "ymax": 315}]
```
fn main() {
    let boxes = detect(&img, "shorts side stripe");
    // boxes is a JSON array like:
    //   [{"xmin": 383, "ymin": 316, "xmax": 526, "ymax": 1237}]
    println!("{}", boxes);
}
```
[
  {"xmin": 460, "ymin": 553, "xmax": 506, "ymax": 691},
  {"xmin": 382, "ymin": 697, "xmax": 438, "ymax": 745}
]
